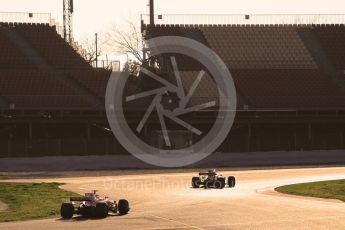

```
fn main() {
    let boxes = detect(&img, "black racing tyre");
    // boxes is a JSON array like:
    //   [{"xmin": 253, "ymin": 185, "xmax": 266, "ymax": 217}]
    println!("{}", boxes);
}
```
[
  {"xmin": 60, "ymin": 203, "xmax": 74, "ymax": 219},
  {"xmin": 218, "ymin": 177, "xmax": 226, "ymax": 189},
  {"xmin": 228, "ymin": 176, "xmax": 236, "ymax": 188},
  {"xmin": 118, "ymin": 199, "xmax": 130, "ymax": 215},
  {"xmin": 95, "ymin": 203, "xmax": 108, "ymax": 218},
  {"xmin": 213, "ymin": 180, "xmax": 222, "ymax": 189},
  {"xmin": 192, "ymin": 177, "xmax": 201, "ymax": 188},
  {"xmin": 204, "ymin": 180, "xmax": 212, "ymax": 189}
]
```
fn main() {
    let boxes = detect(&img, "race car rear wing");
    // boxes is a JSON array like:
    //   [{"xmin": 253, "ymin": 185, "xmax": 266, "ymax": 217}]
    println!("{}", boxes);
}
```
[
  {"xmin": 199, "ymin": 172, "xmax": 217, "ymax": 176},
  {"xmin": 70, "ymin": 196, "xmax": 92, "ymax": 202}
]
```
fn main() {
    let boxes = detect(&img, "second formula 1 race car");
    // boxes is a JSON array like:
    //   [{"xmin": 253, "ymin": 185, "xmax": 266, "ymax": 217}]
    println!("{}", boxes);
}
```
[
  {"xmin": 60, "ymin": 190, "xmax": 129, "ymax": 219},
  {"xmin": 191, "ymin": 169, "xmax": 236, "ymax": 189}
]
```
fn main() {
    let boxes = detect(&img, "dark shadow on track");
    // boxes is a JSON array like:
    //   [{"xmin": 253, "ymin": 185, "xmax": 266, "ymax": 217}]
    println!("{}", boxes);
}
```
[{"xmin": 56, "ymin": 213, "xmax": 127, "ymax": 222}]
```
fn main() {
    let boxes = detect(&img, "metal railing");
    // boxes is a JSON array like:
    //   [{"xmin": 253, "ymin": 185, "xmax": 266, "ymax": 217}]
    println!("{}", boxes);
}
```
[
  {"xmin": 0, "ymin": 12, "xmax": 51, "ymax": 24},
  {"xmin": 91, "ymin": 60, "xmax": 121, "ymax": 71},
  {"xmin": 141, "ymin": 14, "xmax": 345, "ymax": 25}
]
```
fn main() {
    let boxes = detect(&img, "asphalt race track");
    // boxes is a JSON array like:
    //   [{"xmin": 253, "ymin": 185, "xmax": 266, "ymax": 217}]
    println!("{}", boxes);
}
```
[{"xmin": 1, "ymin": 167, "xmax": 345, "ymax": 229}]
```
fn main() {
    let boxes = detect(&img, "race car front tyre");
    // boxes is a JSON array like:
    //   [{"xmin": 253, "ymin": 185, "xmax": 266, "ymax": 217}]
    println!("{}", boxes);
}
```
[
  {"xmin": 228, "ymin": 176, "xmax": 236, "ymax": 188},
  {"xmin": 60, "ymin": 203, "xmax": 74, "ymax": 219},
  {"xmin": 118, "ymin": 199, "xmax": 130, "ymax": 215}
]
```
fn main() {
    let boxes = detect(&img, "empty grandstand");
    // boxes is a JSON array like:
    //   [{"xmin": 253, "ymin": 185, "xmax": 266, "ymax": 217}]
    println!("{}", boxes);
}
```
[
  {"xmin": 142, "ymin": 17, "xmax": 345, "ymax": 152},
  {"xmin": 1, "ymin": 10, "xmax": 345, "ymax": 157},
  {"xmin": 0, "ymin": 19, "xmax": 118, "ymax": 157}
]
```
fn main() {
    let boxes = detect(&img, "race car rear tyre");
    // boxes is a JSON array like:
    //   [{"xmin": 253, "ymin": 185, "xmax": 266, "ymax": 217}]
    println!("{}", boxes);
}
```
[
  {"xmin": 213, "ymin": 180, "xmax": 222, "ymax": 189},
  {"xmin": 96, "ymin": 203, "xmax": 108, "ymax": 218},
  {"xmin": 228, "ymin": 176, "xmax": 236, "ymax": 188},
  {"xmin": 204, "ymin": 180, "xmax": 212, "ymax": 189},
  {"xmin": 118, "ymin": 199, "xmax": 130, "ymax": 215},
  {"xmin": 218, "ymin": 178, "xmax": 226, "ymax": 189},
  {"xmin": 192, "ymin": 177, "xmax": 201, "ymax": 188},
  {"xmin": 61, "ymin": 203, "xmax": 74, "ymax": 219}
]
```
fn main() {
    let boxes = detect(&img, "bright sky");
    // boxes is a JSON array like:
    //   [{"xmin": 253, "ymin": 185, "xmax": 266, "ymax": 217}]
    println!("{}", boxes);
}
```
[
  {"xmin": 1, "ymin": 0, "xmax": 345, "ymax": 62},
  {"xmin": 1, "ymin": 0, "xmax": 345, "ymax": 41}
]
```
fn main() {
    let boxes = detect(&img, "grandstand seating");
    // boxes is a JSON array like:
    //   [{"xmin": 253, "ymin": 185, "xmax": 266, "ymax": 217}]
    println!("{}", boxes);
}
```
[
  {"xmin": 231, "ymin": 69, "xmax": 345, "ymax": 108},
  {"xmin": 177, "ymin": 69, "xmax": 345, "ymax": 109},
  {"xmin": 14, "ymin": 23, "xmax": 90, "ymax": 70},
  {"xmin": 313, "ymin": 24, "xmax": 345, "ymax": 70},
  {"xmin": 0, "ymin": 22, "xmax": 344, "ymax": 110},
  {"xmin": 144, "ymin": 24, "xmax": 345, "ymax": 109},
  {"xmin": 0, "ymin": 22, "xmax": 110, "ymax": 108},
  {"xmin": 0, "ymin": 20, "xmax": 345, "ymax": 155},
  {"xmin": 65, "ymin": 68, "xmax": 110, "ymax": 97},
  {"xmin": 147, "ymin": 25, "xmax": 208, "ymax": 70},
  {"xmin": 146, "ymin": 24, "xmax": 208, "ymax": 45},
  {"xmin": 145, "ymin": 24, "xmax": 317, "ymax": 69},
  {"xmin": 180, "ymin": 71, "xmax": 219, "ymax": 106},
  {"xmin": 0, "ymin": 69, "xmax": 90, "ymax": 107},
  {"xmin": 13, "ymin": 23, "xmax": 110, "ymax": 97},
  {"xmin": 0, "ymin": 28, "xmax": 33, "ymax": 69},
  {"xmin": 200, "ymin": 25, "xmax": 317, "ymax": 69}
]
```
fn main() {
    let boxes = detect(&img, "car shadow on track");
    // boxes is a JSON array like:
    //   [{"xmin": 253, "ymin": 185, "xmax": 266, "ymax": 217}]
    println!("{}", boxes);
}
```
[
  {"xmin": 189, "ymin": 186, "xmax": 231, "ymax": 190},
  {"xmin": 57, "ymin": 213, "xmax": 125, "ymax": 222}
]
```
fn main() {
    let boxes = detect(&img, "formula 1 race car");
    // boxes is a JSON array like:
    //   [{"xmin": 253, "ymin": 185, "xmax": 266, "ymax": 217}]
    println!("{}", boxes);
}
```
[
  {"xmin": 60, "ymin": 190, "xmax": 129, "ymax": 219},
  {"xmin": 191, "ymin": 170, "xmax": 236, "ymax": 189}
]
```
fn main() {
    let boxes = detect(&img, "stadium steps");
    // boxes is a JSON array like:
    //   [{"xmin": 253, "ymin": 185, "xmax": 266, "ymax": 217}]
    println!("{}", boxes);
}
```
[
  {"xmin": 297, "ymin": 27, "xmax": 337, "ymax": 74},
  {"xmin": 312, "ymin": 25, "xmax": 345, "ymax": 70},
  {"xmin": 297, "ymin": 27, "xmax": 345, "ymax": 92},
  {"xmin": 0, "ymin": 26, "xmax": 103, "ymax": 109}
]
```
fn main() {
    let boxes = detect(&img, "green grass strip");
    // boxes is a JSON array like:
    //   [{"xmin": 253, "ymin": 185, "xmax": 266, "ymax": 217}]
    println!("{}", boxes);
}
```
[
  {"xmin": 0, "ymin": 182, "xmax": 78, "ymax": 222},
  {"xmin": 275, "ymin": 179, "xmax": 345, "ymax": 202}
]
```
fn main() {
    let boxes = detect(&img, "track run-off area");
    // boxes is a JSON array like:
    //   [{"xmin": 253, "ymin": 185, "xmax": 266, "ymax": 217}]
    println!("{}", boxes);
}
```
[{"xmin": 1, "ymin": 167, "xmax": 345, "ymax": 229}]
